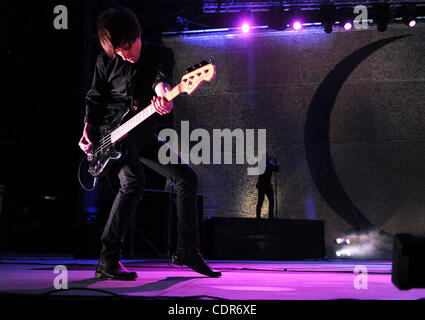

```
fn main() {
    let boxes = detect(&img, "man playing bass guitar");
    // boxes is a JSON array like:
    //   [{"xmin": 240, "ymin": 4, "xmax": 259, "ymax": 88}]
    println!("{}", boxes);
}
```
[{"xmin": 78, "ymin": 7, "xmax": 220, "ymax": 280}]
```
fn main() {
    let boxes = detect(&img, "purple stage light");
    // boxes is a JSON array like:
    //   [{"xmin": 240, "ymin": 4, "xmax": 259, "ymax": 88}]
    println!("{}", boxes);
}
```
[
  {"xmin": 293, "ymin": 21, "xmax": 302, "ymax": 31},
  {"xmin": 241, "ymin": 23, "xmax": 251, "ymax": 33},
  {"xmin": 344, "ymin": 22, "xmax": 353, "ymax": 31}
]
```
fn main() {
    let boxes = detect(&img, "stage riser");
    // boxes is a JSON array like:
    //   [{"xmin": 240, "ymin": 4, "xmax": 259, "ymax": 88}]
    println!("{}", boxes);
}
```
[{"xmin": 203, "ymin": 217, "xmax": 325, "ymax": 260}]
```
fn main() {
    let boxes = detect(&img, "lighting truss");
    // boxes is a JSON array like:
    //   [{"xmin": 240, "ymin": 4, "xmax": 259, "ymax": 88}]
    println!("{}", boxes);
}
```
[
  {"xmin": 203, "ymin": 1, "xmax": 425, "ymax": 13},
  {"xmin": 198, "ymin": 0, "xmax": 425, "ymax": 32}
]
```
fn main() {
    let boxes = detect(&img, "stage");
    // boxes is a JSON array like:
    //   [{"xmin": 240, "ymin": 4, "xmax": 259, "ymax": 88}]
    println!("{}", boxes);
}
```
[{"xmin": 1, "ymin": 257, "xmax": 424, "ymax": 301}]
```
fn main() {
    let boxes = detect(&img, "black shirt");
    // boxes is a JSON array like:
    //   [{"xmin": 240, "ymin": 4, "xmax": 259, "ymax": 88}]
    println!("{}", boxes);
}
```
[
  {"xmin": 256, "ymin": 160, "xmax": 279, "ymax": 189},
  {"xmin": 84, "ymin": 42, "xmax": 175, "ymax": 134}
]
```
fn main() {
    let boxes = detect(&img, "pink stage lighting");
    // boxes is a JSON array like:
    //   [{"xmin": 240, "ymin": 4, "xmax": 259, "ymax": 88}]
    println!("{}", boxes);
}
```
[
  {"xmin": 344, "ymin": 22, "xmax": 353, "ymax": 31},
  {"xmin": 408, "ymin": 20, "xmax": 417, "ymax": 28},
  {"xmin": 292, "ymin": 21, "xmax": 302, "ymax": 31},
  {"xmin": 241, "ymin": 23, "xmax": 251, "ymax": 33}
]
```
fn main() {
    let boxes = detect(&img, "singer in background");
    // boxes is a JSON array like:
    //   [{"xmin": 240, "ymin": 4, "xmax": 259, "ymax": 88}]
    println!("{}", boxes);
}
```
[{"xmin": 256, "ymin": 153, "xmax": 279, "ymax": 219}]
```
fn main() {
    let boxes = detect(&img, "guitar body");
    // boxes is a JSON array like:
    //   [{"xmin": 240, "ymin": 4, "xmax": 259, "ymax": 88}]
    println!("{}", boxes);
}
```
[
  {"xmin": 87, "ymin": 109, "xmax": 129, "ymax": 177},
  {"xmin": 88, "ymin": 143, "xmax": 122, "ymax": 177}
]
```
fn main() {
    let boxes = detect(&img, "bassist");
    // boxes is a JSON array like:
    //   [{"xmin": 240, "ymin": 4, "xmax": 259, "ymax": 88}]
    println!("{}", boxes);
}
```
[{"xmin": 78, "ymin": 7, "xmax": 220, "ymax": 280}]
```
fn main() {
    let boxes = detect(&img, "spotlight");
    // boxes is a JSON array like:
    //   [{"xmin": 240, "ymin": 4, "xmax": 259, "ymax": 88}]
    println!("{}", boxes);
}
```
[
  {"xmin": 336, "ymin": 237, "xmax": 351, "ymax": 245},
  {"xmin": 374, "ymin": 4, "xmax": 390, "ymax": 32},
  {"xmin": 339, "ymin": 7, "xmax": 354, "ymax": 32},
  {"xmin": 336, "ymin": 249, "xmax": 351, "ymax": 257},
  {"xmin": 241, "ymin": 22, "xmax": 251, "ymax": 33},
  {"xmin": 292, "ymin": 21, "xmax": 303, "ymax": 31},
  {"xmin": 334, "ymin": 230, "xmax": 393, "ymax": 259},
  {"xmin": 320, "ymin": 4, "xmax": 336, "ymax": 34},
  {"xmin": 289, "ymin": 8, "xmax": 303, "ymax": 31},
  {"xmin": 408, "ymin": 20, "xmax": 417, "ymax": 28},
  {"xmin": 402, "ymin": 5, "xmax": 417, "ymax": 28},
  {"xmin": 343, "ymin": 21, "xmax": 353, "ymax": 31}
]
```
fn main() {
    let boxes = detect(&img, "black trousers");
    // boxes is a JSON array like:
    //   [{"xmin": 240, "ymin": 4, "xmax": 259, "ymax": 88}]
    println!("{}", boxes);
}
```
[
  {"xmin": 256, "ymin": 186, "xmax": 274, "ymax": 219},
  {"xmin": 99, "ymin": 133, "xmax": 200, "ymax": 263}
]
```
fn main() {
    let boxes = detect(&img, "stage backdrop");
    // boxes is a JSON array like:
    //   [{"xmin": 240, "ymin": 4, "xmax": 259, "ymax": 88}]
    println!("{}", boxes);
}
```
[{"xmin": 162, "ymin": 24, "xmax": 425, "ymax": 257}]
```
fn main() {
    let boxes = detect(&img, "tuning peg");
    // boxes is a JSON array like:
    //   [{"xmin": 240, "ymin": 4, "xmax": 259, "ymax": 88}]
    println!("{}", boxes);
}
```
[
  {"xmin": 185, "ymin": 59, "xmax": 212, "ymax": 73},
  {"xmin": 185, "ymin": 65, "xmax": 194, "ymax": 74}
]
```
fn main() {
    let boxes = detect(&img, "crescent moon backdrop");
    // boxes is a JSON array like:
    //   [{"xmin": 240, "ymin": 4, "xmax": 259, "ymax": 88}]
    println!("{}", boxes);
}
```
[{"xmin": 166, "ymin": 24, "xmax": 425, "ymax": 256}]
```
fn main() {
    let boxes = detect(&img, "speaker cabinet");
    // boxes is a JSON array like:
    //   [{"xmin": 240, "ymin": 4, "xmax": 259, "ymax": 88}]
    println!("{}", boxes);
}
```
[
  {"xmin": 202, "ymin": 217, "xmax": 325, "ymax": 260},
  {"xmin": 392, "ymin": 233, "xmax": 425, "ymax": 290}
]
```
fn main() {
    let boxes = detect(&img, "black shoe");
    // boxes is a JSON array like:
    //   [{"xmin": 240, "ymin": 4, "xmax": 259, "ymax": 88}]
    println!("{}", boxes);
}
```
[
  {"xmin": 171, "ymin": 248, "xmax": 221, "ymax": 277},
  {"xmin": 95, "ymin": 260, "xmax": 138, "ymax": 280}
]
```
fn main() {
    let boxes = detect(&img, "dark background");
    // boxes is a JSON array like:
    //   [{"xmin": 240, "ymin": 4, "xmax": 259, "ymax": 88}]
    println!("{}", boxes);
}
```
[{"xmin": 2, "ymin": 0, "xmax": 86, "ymax": 253}]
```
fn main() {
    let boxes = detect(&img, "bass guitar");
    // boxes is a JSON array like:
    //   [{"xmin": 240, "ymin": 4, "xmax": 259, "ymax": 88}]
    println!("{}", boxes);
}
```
[{"xmin": 86, "ymin": 60, "xmax": 216, "ymax": 179}]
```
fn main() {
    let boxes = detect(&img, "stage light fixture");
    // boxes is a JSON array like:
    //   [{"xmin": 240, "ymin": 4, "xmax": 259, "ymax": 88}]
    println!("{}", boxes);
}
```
[
  {"xmin": 336, "ymin": 249, "xmax": 351, "ymax": 257},
  {"xmin": 345, "ymin": 22, "xmax": 353, "ymax": 31},
  {"xmin": 292, "ymin": 20, "xmax": 303, "ymax": 31},
  {"xmin": 336, "ymin": 237, "xmax": 351, "ymax": 245},
  {"xmin": 320, "ymin": 4, "xmax": 337, "ymax": 34},
  {"xmin": 374, "ymin": 4, "xmax": 390, "ymax": 32},
  {"xmin": 241, "ymin": 22, "xmax": 251, "ymax": 33},
  {"xmin": 338, "ymin": 7, "xmax": 354, "ymax": 32},
  {"xmin": 334, "ymin": 230, "xmax": 393, "ymax": 259},
  {"xmin": 402, "ymin": 5, "xmax": 417, "ymax": 28},
  {"xmin": 289, "ymin": 8, "xmax": 303, "ymax": 31}
]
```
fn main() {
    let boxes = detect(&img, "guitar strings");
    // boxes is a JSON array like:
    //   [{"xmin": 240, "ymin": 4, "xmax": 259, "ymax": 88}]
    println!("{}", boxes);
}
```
[
  {"xmin": 91, "ymin": 83, "xmax": 183, "ymax": 156},
  {"xmin": 92, "ymin": 105, "xmax": 154, "ymax": 155},
  {"xmin": 93, "ymin": 136, "xmax": 112, "ymax": 155}
]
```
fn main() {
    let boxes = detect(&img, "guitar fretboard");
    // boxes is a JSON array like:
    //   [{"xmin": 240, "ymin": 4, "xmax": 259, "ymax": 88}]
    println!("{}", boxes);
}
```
[{"xmin": 110, "ymin": 83, "xmax": 183, "ymax": 143}]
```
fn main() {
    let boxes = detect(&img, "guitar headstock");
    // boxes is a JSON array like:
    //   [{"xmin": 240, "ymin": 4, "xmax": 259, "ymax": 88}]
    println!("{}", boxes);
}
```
[{"xmin": 180, "ymin": 60, "xmax": 216, "ymax": 95}]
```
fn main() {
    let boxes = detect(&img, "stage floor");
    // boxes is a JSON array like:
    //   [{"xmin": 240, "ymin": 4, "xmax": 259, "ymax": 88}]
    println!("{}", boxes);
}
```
[{"xmin": 0, "ymin": 256, "xmax": 424, "ymax": 300}]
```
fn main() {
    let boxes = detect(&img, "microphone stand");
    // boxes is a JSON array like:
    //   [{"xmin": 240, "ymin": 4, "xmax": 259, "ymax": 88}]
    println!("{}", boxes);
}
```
[{"xmin": 274, "ymin": 169, "xmax": 277, "ymax": 219}]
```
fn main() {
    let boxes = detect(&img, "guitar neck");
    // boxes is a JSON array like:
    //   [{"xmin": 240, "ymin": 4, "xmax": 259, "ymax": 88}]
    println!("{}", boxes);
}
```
[{"xmin": 110, "ymin": 83, "xmax": 183, "ymax": 143}]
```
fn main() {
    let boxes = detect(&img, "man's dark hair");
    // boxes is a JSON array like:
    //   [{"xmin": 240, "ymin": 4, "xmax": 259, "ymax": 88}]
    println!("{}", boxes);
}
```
[{"xmin": 97, "ymin": 7, "xmax": 142, "ymax": 59}]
